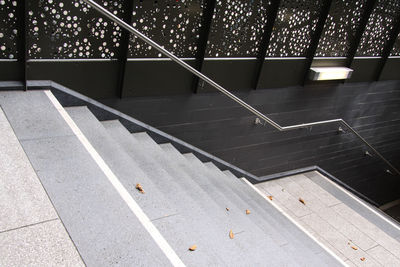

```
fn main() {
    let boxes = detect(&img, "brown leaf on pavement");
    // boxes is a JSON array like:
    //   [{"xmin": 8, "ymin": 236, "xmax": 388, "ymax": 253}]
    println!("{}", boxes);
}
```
[
  {"xmin": 351, "ymin": 246, "xmax": 358, "ymax": 250},
  {"xmin": 267, "ymin": 195, "xmax": 273, "ymax": 201},
  {"xmin": 226, "ymin": 208, "xmax": 230, "ymax": 211},
  {"xmin": 189, "ymin": 245, "xmax": 197, "ymax": 251},
  {"xmin": 229, "ymin": 230, "xmax": 234, "ymax": 239},
  {"xmin": 360, "ymin": 257, "xmax": 365, "ymax": 261},
  {"xmin": 245, "ymin": 209, "xmax": 251, "ymax": 215},
  {"xmin": 299, "ymin": 198, "xmax": 306, "ymax": 205},
  {"xmin": 136, "ymin": 183, "xmax": 145, "ymax": 194}
]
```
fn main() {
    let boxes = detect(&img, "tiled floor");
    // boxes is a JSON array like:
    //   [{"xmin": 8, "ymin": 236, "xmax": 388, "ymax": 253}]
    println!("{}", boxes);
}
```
[
  {"xmin": 0, "ymin": 108, "xmax": 84, "ymax": 266},
  {"xmin": 256, "ymin": 172, "xmax": 400, "ymax": 267}
]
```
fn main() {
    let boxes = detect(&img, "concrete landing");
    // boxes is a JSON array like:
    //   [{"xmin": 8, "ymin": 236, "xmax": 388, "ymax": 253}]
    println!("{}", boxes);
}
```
[
  {"xmin": 256, "ymin": 171, "xmax": 400, "ymax": 267},
  {"xmin": 0, "ymin": 107, "xmax": 84, "ymax": 266}
]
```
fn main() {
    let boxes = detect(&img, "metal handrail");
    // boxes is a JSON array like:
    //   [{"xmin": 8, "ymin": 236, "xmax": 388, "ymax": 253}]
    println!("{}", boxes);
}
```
[{"xmin": 82, "ymin": 0, "xmax": 400, "ymax": 176}]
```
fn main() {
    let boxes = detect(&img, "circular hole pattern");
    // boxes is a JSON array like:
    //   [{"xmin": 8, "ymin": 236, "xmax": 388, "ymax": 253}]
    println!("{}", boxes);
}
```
[
  {"xmin": 266, "ymin": 0, "xmax": 324, "ymax": 57},
  {"xmin": 128, "ymin": 0, "xmax": 204, "ymax": 58},
  {"xmin": 315, "ymin": 0, "xmax": 367, "ymax": 57},
  {"xmin": 205, "ymin": 0, "xmax": 269, "ymax": 57},
  {"xmin": 356, "ymin": 0, "xmax": 400, "ymax": 56},
  {"xmin": 390, "ymin": 32, "xmax": 400, "ymax": 56},
  {"xmin": 27, "ymin": 0, "xmax": 124, "ymax": 59},
  {"xmin": 0, "ymin": 0, "xmax": 18, "ymax": 59}
]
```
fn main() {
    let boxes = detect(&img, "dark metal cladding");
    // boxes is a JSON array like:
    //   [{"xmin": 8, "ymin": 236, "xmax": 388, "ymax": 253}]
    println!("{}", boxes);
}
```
[
  {"xmin": 128, "ymin": 0, "xmax": 205, "ymax": 58},
  {"xmin": 355, "ymin": 0, "xmax": 400, "ymax": 57},
  {"xmin": 0, "ymin": 0, "xmax": 18, "ymax": 59},
  {"xmin": 266, "ymin": 0, "xmax": 325, "ymax": 57},
  {"xmin": 205, "ymin": 0, "xmax": 270, "ymax": 57},
  {"xmin": 27, "ymin": 0, "xmax": 124, "ymax": 59},
  {"xmin": 315, "ymin": 0, "xmax": 369, "ymax": 57}
]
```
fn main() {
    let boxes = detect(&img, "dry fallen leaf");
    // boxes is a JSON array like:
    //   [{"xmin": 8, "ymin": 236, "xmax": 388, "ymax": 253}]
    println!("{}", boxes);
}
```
[
  {"xmin": 267, "ymin": 195, "xmax": 273, "ymax": 201},
  {"xmin": 299, "ymin": 198, "xmax": 306, "ymax": 205},
  {"xmin": 351, "ymin": 246, "xmax": 358, "ymax": 250},
  {"xmin": 229, "ymin": 230, "xmax": 234, "ymax": 239},
  {"xmin": 188, "ymin": 245, "xmax": 197, "ymax": 251},
  {"xmin": 245, "ymin": 209, "xmax": 251, "ymax": 215},
  {"xmin": 360, "ymin": 257, "xmax": 365, "ymax": 261},
  {"xmin": 136, "ymin": 183, "xmax": 145, "ymax": 194},
  {"xmin": 226, "ymin": 208, "xmax": 230, "ymax": 211}
]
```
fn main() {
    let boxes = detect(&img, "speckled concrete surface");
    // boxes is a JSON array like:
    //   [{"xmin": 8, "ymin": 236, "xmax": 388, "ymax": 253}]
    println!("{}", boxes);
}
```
[
  {"xmin": 0, "ymin": 108, "xmax": 57, "ymax": 232},
  {"xmin": 0, "ymin": 220, "xmax": 84, "ymax": 267}
]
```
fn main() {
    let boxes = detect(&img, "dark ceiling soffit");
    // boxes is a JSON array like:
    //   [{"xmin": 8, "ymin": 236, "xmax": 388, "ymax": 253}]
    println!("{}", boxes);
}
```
[
  {"xmin": 116, "ymin": 0, "xmax": 134, "ymax": 99},
  {"xmin": 192, "ymin": 0, "xmax": 216, "ymax": 93},
  {"xmin": 252, "ymin": 0, "xmax": 281, "ymax": 90},
  {"xmin": 302, "ymin": 0, "xmax": 333, "ymax": 84},
  {"xmin": 375, "ymin": 10, "xmax": 400, "ymax": 81},
  {"xmin": 345, "ymin": 0, "xmax": 376, "ymax": 67},
  {"xmin": 17, "ymin": 0, "xmax": 27, "ymax": 90}
]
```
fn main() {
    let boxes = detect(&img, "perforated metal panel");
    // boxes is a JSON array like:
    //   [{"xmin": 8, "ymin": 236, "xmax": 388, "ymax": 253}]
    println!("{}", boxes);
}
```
[
  {"xmin": 0, "ymin": 0, "xmax": 18, "ymax": 59},
  {"xmin": 356, "ymin": 0, "xmax": 400, "ymax": 57},
  {"xmin": 265, "ymin": 0, "xmax": 324, "ymax": 57},
  {"xmin": 128, "ymin": 0, "xmax": 205, "ymax": 58},
  {"xmin": 27, "ymin": 0, "xmax": 124, "ymax": 59},
  {"xmin": 315, "ymin": 0, "xmax": 367, "ymax": 57},
  {"xmin": 390, "ymin": 33, "xmax": 400, "ymax": 56},
  {"xmin": 205, "ymin": 0, "xmax": 270, "ymax": 57}
]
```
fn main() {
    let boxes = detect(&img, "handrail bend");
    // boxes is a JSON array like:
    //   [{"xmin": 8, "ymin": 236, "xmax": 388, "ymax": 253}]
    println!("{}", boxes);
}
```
[{"xmin": 82, "ymin": 0, "xmax": 400, "ymax": 176}]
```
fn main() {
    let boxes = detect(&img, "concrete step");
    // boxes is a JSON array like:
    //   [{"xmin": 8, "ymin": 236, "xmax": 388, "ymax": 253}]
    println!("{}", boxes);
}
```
[
  {"xmin": 159, "ymin": 144, "xmax": 294, "ymax": 266},
  {"xmin": 0, "ymin": 91, "xmax": 171, "ymax": 266},
  {"xmin": 102, "ymin": 121, "xmax": 230, "ymax": 266},
  {"xmin": 188, "ymin": 154, "xmax": 336, "ymax": 266},
  {"xmin": 131, "ymin": 131, "xmax": 287, "ymax": 266},
  {"xmin": 66, "ymin": 106, "xmax": 179, "ymax": 221}
]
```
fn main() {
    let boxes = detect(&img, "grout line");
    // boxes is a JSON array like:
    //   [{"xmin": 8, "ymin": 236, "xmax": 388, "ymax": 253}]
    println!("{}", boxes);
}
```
[
  {"xmin": 45, "ymin": 90, "xmax": 186, "ymax": 267},
  {"xmin": 151, "ymin": 213, "xmax": 180, "ymax": 222},
  {"xmin": 241, "ymin": 178, "xmax": 348, "ymax": 267},
  {"xmin": 318, "ymin": 173, "xmax": 400, "ymax": 232},
  {"xmin": 0, "ymin": 218, "xmax": 59, "ymax": 234},
  {"xmin": 0, "ymin": 105, "xmax": 87, "ymax": 266}
]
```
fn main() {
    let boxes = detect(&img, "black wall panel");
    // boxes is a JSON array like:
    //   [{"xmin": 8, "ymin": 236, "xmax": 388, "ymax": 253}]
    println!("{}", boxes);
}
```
[
  {"xmin": 27, "ymin": 61, "xmax": 119, "ymax": 99},
  {"xmin": 122, "ymin": 60, "xmax": 196, "ymax": 96},
  {"xmin": 101, "ymin": 80, "xmax": 400, "ymax": 205},
  {"xmin": 379, "ymin": 58, "xmax": 400, "ymax": 81},
  {"xmin": 348, "ymin": 58, "xmax": 381, "ymax": 82},
  {"xmin": 199, "ymin": 59, "xmax": 257, "ymax": 91},
  {"xmin": 257, "ymin": 59, "xmax": 307, "ymax": 88},
  {"xmin": 0, "ymin": 61, "xmax": 21, "ymax": 81}
]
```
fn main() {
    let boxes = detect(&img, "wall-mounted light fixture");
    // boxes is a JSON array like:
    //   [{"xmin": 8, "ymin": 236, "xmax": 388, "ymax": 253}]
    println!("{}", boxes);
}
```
[{"xmin": 309, "ymin": 67, "xmax": 353, "ymax": 81}]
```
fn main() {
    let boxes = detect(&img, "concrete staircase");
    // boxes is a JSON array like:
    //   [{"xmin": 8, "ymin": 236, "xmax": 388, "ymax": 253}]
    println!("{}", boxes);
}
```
[{"xmin": 0, "ymin": 90, "xmax": 343, "ymax": 266}]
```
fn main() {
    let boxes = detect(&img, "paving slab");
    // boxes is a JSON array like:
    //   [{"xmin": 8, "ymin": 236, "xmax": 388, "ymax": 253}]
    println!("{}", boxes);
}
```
[
  {"xmin": 366, "ymin": 245, "xmax": 400, "ymax": 266},
  {"xmin": 0, "ymin": 109, "xmax": 57, "ymax": 232},
  {"xmin": 0, "ymin": 219, "xmax": 84, "ymax": 267},
  {"xmin": 0, "ymin": 91, "xmax": 73, "ymax": 140}
]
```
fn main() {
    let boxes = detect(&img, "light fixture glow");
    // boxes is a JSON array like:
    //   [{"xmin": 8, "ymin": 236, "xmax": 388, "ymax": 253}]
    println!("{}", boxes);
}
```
[{"xmin": 309, "ymin": 67, "xmax": 353, "ymax": 81}]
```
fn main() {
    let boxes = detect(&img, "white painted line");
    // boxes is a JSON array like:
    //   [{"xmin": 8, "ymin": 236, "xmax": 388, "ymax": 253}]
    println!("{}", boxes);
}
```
[
  {"xmin": 313, "ymin": 57, "xmax": 347, "ymax": 60},
  {"xmin": 45, "ymin": 91, "xmax": 185, "ymax": 267},
  {"xmin": 127, "ymin": 58, "xmax": 195, "ymax": 61},
  {"xmin": 27, "ymin": 58, "xmax": 117, "ymax": 62},
  {"xmin": 241, "ymin": 178, "xmax": 348, "ymax": 267},
  {"xmin": 204, "ymin": 57, "xmax": 257, "ymax": 60},
  {"xmin": 265, "ymin": 57, "xmax": 306, "ymax": 60},
  {"xmin": 317, "ymin": 172, "xmax": 400, "ymax": 232}
]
